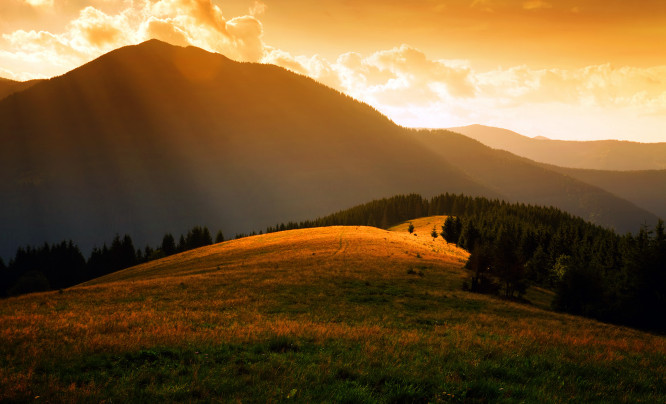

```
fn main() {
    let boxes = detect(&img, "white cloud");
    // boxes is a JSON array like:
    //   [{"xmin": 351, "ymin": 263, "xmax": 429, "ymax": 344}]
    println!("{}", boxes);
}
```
[
  {"xmin": 264, "ymin": 44, "xmax": 666, "ymax": 141},
  {"xmin": 249, "ymin": 1, "xmax": 266, "ymax": 17},
  {"xmin": 25, "ymin": 0, "xmax": 54, "ymax": 8},
  {"xmin": 0, "ymin": 0, "xmax": 268, "ymax": 80}
]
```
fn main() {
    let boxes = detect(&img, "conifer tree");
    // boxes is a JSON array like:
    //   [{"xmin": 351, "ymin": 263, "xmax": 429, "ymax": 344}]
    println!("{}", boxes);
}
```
[
  {"xmin": 215, "ymin": 230, "xmax": 225, "ymax": 243},
  {"xmin": 161, "ymin": 233, "xmax": 176, "ymax": 256}
]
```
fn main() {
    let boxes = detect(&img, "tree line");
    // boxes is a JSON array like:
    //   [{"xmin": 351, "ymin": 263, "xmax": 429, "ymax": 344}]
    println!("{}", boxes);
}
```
[{"xmin": 0, "ymin": 226, "xmax": 222, "ymax": 297}]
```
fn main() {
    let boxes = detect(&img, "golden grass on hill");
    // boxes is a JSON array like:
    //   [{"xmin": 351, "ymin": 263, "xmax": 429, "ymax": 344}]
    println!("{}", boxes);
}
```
[
  {"xmin": 87, "ymin": 219, "xmax": 468, "ymax": 286},
  {"xmin": 0, "ymin": 219, "xmax": 664, "ymax": 402}
]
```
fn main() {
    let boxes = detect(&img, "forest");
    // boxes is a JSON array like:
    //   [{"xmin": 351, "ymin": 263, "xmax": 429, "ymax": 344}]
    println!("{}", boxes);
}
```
[
  {"xmin": 1, "ymin": 193, "xmax": 664, "ymax": 331},
  {"xmin": 0, "ymin": 226, "xmax": 223, "ymax": 297}
]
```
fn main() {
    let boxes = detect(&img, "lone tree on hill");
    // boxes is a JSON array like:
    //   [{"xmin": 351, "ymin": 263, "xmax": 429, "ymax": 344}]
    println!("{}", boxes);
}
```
[{"xmin": 408, "ymin": 222, "xmax": 415, "ymax": 234}]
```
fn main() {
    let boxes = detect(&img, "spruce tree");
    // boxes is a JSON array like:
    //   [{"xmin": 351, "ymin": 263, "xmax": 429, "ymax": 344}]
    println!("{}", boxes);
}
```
[
  {"xmin": 161, "ymin": 233, "xmax": 176, "ymax": 256},
  {"xmin": 215, "ymin": 230, "xmax": 225, "ymax": 243}
]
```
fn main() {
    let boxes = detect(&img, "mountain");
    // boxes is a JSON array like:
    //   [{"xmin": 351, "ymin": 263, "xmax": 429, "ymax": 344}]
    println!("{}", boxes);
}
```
[
  {"xmin": 542, "ymin": 166, "xmax": 666, "ymax": 221},
  {"xmin": 449, "ymin": 124, "xmax": 666, "ymax": 171},
  {"xmin": 0, "ymin": 40, "xmax": 491, "ymax": 258},
  {"xmin": 0, "ymin": 77, "xmax": 40, "ymax": 101},
  {"xmin": 412, "ymin": 130, "xmax": 658, "ymax": 231},
  {"xmin": 0, "ymin": 40, "xmax": 656, "ymax": 257}
]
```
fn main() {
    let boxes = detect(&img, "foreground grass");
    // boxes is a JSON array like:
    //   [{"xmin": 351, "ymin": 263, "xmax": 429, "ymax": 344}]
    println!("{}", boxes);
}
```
[{"xmin": 1, "ymin": 220, "xmax": 664, "ymax": 402}]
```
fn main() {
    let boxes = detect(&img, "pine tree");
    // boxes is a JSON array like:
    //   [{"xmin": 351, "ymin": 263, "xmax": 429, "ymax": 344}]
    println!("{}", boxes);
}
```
[
  {"xmin": 215, "ymin": 230, "xmax": 225, "ymax": 243},
  {"xmin": 161, "ymin": 233, "xmax": 176, "ymax": 256}
]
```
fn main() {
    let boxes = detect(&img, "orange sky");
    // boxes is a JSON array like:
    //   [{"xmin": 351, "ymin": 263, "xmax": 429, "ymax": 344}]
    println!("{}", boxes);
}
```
[{"xmin": 1, "ymin": 0, "xmax": 665, "ymax": 142}]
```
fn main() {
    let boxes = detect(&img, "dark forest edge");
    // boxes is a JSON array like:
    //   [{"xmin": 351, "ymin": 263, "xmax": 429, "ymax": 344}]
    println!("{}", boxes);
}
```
[{"xmin": 1, "ymin": 193, "xmax": 664, "ymax": 332}]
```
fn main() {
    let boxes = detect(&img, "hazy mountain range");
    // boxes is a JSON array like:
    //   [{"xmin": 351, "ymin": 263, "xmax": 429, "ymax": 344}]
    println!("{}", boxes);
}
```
[
  {"xmin": 449, "ymin": 124, "xmax": 666, "ymax": 171},
  {"xmin": 449, "ymin": 124, "xmax": 666, "ymax": 220},
  {"xmin": 0, "ymin": 40, "xmax": 659, "ymax": 257}
]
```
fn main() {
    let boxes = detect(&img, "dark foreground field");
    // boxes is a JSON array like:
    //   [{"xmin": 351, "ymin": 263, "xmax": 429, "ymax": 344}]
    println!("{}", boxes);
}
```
[{"xmin": 1, "ymin": 218, "xmax": 664, "ymax": 402}]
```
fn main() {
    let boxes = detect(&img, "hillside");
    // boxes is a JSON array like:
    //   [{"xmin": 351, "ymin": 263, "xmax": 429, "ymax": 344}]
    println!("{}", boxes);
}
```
[
  {"xmin": 0, "ymin": 40, "xmax": 656, "ymax": 258},
  {"xmin": 450, "ymin": 124, "xmax": 666, "ymax": 170},
  {"xmin": 543, "ymin": 166, "xmax": 666, "ymax": 220},
  {"xmin": 84, "ymin": 219, "xmax": 469, "ymax": 287},
  {"xmin": 0, "ymin": 40, "xmax": 490, "ymax": 258},
  {"xmin": 0, "ymin": 77, "xmax": 40, "ymax": 101},
  {"xmin": 413, "ymin": 130, "xmax": 658, "ymax": 232},
  {"xmin": 1, "ymin": 223, "xmax": 663, "ymax": 402}
]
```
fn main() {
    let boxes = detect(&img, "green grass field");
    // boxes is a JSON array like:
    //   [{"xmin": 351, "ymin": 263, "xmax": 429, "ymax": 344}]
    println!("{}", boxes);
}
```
[{"xmin": 1, "ymin": 218, "xmax": 664, "ymax": 402}]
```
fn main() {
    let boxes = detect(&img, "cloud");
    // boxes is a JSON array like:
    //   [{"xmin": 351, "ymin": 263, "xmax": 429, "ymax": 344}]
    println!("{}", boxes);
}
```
[
  {"xmin": 225, "ymin": 15, "xmax": 264, "ymax": 61},
  {"xmin": 68, "ymin": 6, "xmax": 131, "ymax": 50},
  {"xmin": 0, "ymin": 0, "xmax": 268, "ymax": 79},
  {"xmin": 523, "ymin": 0, "xmax": 552, "ymax": 10},
  {"xmin": 264, "ymin": 43, "xmax": 666, "ymax": 140},
  {"xmin": 249, "ymin": 1, "xmax": 267, "ymax": 17},
  {"xmin": 470, "ymin": 0, "xmax": 495, "ymax": 12},
  {"xmin": 141, "ymin": 17, "xmax": 191, "ymax": 48},
  {"xmin": 25, "ymin": 0, "xmax": 54, "ymax": 8}
]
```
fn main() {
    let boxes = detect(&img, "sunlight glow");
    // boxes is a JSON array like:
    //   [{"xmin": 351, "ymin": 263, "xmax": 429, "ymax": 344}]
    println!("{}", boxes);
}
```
[{"xmin": 0, "ymin": 0, "xmax": 664, "ymax": 142}]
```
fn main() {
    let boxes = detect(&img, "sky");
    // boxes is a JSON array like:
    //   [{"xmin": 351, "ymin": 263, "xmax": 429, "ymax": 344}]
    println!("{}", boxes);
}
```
[{"xmin": 1, "ymin": 0, "xmax": 665, "ymax": 142}]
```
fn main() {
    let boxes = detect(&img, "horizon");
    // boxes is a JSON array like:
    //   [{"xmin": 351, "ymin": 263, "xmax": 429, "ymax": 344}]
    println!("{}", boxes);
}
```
[{"xmin": 1, "ymin": 0, "xmax": 665, "ymax": 143}]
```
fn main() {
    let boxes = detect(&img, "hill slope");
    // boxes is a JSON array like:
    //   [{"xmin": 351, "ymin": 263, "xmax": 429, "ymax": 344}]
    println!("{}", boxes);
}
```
[
  {"xmin": 0, "ymin": 77, "xmax": 40, "ymax": 101},
  {"xmin": 412, "ymin": 130, "xmax": 658, "ymax": 232},
  {"xmin": 450, "ymin": 124, "xmax": 666, "ymax": 170},
  {"xmin": 543, "ymin": 166, "xmax": 666, "ymax": 220},
  {"xmin": 1, "ymin": 223, "xmax": 663, "ymax": 402},
  {"xmin": 84, "ymin": 220, "xmax": 469, "ymax": 287},
  {"xmin": 0, "ymin": 40, "xmax": 655, "ymax": 257}
]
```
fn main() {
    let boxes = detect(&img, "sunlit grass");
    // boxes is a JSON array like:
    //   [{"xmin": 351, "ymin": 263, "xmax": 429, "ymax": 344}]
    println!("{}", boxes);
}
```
[{"xmin": 1, "ymin": 222, "xmax": 664, "ymax": 402}]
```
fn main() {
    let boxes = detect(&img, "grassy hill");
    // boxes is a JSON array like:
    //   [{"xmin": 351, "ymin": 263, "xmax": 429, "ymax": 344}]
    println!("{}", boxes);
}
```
[{"xmin": 1, "ymin": 220, "xmax": 663, "ymax": 402}]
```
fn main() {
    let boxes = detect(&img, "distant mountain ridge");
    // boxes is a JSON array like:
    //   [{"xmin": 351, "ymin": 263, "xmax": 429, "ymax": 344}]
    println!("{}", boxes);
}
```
[
  {"xmin": 449, "ymin": 124, "xmax": 666, "ymax": 171},
  {"xmin": 0, "ymin": 77, "xmax": 41, "ymax": 101},
  {"xmin": 541, "ymin": 166, "xmax": 666, "ymax": 221},
  {"xmin": 0, "ymin": 40, "xmax": 656, "ymax": 257}
]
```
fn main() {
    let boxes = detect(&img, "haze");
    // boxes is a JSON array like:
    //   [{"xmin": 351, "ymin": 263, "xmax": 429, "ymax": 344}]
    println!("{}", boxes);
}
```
[{"xmin": 1, "ymin": 0, "xmax": 665, "ymax": 142}]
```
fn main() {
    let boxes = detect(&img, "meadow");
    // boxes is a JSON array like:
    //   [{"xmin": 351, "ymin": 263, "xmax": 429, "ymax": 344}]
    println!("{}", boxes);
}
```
[{"xmin": 1, "ymin": 217, "xmax": 664, "ymax": 402}]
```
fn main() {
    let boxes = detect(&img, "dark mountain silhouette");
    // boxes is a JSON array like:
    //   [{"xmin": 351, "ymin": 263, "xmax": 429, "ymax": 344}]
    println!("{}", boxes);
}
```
[
  {"xmin": 0, "ymin": 40, "xmax": 656, "ymax": 257},
  {"xmin": 0, "ymin": 77, "xmax": 41, "ymax": 101},
  {"xmin": 412, "ymin": 130, "xmax": 658, "ymax": 232},
  {"xmin": 450, "ymin": 124, "xmax": 666, "ymax": 171},
  {"xmin": 0, "ymin": 40, "xmax": 490, "ymax": 258}
]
